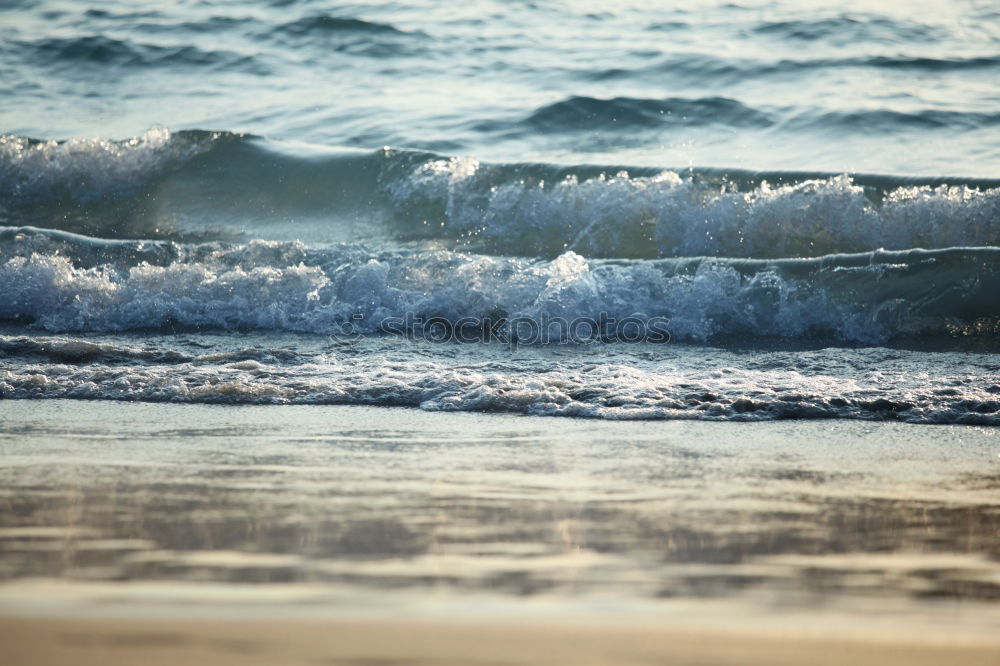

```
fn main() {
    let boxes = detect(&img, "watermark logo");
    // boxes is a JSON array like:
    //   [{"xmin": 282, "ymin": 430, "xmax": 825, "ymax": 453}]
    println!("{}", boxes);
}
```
[{"xmin": 330, "ymin": 312, "xmax": 670, "ymax": 349}]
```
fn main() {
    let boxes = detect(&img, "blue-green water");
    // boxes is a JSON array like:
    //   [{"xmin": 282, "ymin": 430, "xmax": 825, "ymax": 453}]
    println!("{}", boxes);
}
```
[
  {"xmin": 4, "ymin": 0, "xmax": 1000, "ymax": 173},
  {"xmin": 2, "ymin": 0, "xmax": 1000, "ymax": 423}
]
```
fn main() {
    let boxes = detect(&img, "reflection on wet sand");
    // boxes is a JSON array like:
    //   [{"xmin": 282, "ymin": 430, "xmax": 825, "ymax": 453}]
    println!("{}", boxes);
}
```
[{"xmin": 1, "ymin": 401, "xmax": 999, "ymax": 617}]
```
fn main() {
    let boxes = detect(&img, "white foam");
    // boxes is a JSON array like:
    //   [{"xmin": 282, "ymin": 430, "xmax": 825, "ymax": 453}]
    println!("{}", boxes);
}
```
[
  {"xmin": 0, "ymin": 128, "xmax": 204, "ymax": 204},
  {"xmin": 386, "ymin": 158, "xmax": 1000, "ymax": 258},
  {"xmin": 3, "ymin": 340, "xmax": 997, "ymax": 424},
  {"xmin": 3, "ymin": 241, "xmax": 981, "ymax": 343}
]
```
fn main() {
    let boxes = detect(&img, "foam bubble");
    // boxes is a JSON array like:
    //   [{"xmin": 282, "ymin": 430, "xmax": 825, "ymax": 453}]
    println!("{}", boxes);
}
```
[
  {"xmin": 2, "ymin": 236, "xmax": 998, "ymax": 343},
  {"xmin": 2, "ymin": 337, "xmax": 998, "ymax": 424},
  {"xmin": 0, "ymin": 128, "xmax": 213, "ymax": 206},
  {"xmin": 384, "ymin": 157, "xmax": 1000, "ymax": 258}
]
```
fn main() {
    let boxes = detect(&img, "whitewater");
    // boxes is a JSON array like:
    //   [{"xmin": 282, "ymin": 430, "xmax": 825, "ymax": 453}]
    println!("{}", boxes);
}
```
[
  {"xmin": 1, "ymin": 0, "xmax": 998, "ymax": 423},
  {"xmin": 6, "ymin": 4, "xmax": 1000, "ymax": 663}
]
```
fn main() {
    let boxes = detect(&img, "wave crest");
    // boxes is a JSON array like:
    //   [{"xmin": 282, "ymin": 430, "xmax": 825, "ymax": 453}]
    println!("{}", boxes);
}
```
[
  {"xmin": 523, "ymin": 96, "xmax": 773, "ymax": 131},
  {"xmin": 384, "ymin": 154, "xmax": 1000, "ymax": 258},
  {"xmin": 2, "ymin": 132, "xmax": 999, "ymax": 259},
  {"xmin": 2, "ymin": 231, "xmax": 999, "ymax": 345}
]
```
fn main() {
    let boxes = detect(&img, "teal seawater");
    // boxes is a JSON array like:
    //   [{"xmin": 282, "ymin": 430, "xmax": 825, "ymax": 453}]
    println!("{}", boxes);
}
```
[
  {"xmin": 1, "ymin": 0, "xmax": 998, "ymax": 422},
  {"xmin": 2, "ymin": 0, "xmax": 999, "ymax": 173}
]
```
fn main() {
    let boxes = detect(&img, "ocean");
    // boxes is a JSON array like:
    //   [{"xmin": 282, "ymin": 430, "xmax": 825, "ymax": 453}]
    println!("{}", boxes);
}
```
[
  {"xmin": 2, "ymin": 0, "xmax": 999, "ymax": 421},
  {"xmin": 1, "ymin": 0, "xmax": 1000, "ymax": 660}
]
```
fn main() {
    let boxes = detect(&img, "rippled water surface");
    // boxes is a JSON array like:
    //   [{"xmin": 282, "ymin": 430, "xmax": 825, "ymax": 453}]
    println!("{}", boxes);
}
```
[
  {"xmin": 2, "ymin": 401, "xmax": 999, "ymax": 629},
  {"xmin": 2, "ymin": 0, "xmax": 999, "ymax": 172}
]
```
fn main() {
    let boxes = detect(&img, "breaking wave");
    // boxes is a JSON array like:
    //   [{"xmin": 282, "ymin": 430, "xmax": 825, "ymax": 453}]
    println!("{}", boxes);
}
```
[
  {"xmin": 3, "ymin": 332, "xmax": 999, "ymax": 424},
  {"xmin": 2, "ymin": 227, "xmax": 998, "ymax": 345},
  {"xmin": 1, "ymin": 129, "xmax": 998, "ymax": 259}
]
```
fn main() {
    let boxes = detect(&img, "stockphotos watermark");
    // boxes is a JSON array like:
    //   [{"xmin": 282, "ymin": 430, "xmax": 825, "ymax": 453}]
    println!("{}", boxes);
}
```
[{"xmin": 330, "ymin": 312, "xmax": 671, "ymax": 348}]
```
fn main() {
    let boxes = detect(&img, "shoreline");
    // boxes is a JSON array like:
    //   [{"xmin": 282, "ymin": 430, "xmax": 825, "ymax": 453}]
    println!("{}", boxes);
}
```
[
  {"xmin": 3, "ymin": 616, "xmax": 999, "ymax": 666},
  {"xmin": 2, "ymin": 401, "xmax": 999, "ymax": 663}
]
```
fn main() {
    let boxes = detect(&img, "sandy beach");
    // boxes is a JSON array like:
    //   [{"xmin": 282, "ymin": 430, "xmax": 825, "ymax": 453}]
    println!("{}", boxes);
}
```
[
  {"xmin": 4, "ymin": 616, "xmax": 1000, "ymax": 666},
  {"xmin": 1, "ymin": 400, "xmax": 999, "ymax": 663}
]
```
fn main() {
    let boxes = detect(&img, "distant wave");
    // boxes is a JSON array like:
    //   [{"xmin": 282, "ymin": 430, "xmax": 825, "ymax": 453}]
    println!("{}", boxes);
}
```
[
  {"xmin": 752, "ymin": 15, "xmax": 943, "ymax": 43},
  {"xmin": 1, "ymin": 130, "xmax": 999, "ymax": 259},
  {"xmin": 274, "ymin": 14, "xmax": 414, "ymax": 36},
  {"xmin": 861, "ymin": 54, "xmax": 1000, "ymax": 71},
  {"xmin": 2, "ymin": 228, "xmax": 999, "ymax": 345},
  {"xmin": 794, "ymin": 108, "xmax": 1000, "ymax": 132},
  {"xmin": 586, "ymin": 53, "xmax": 1000, "ymax": 84},
  {"xmin": 16, "ymin": 35, "xmax": 267, "ymax": 73},
  {"xmin": 523, "ymin": 96, "xmax": 774, "ymax": 131},
  {"xmin": 267, "ymin": 13, "xmax": 426, "ymax": 56},
  {"xmin": 479, "ymin": 94, "xmax": 1000, "ymax": 144},
  {"xmin": 82, "ymin": 8, "xmax": 162, "ymax": 20},
  {"xmin": 131, "ymin": 16, "xmax": 254, "ymax": 35}
]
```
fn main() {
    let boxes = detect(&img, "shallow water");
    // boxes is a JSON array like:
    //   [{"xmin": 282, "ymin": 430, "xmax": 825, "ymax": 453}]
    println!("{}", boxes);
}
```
[{"xmin": 1, "ymin": 401, "xmax": 999, "ymax": 631}]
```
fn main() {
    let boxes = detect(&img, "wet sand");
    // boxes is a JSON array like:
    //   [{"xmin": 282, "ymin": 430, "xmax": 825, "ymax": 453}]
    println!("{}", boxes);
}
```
[
  {"xmin": 1, "ymin": 400, "xmax": 999, "ymax": 663},
  {"xmin": 3, "ymin": 616, "xmax": 1000, "ymax": 666}
]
